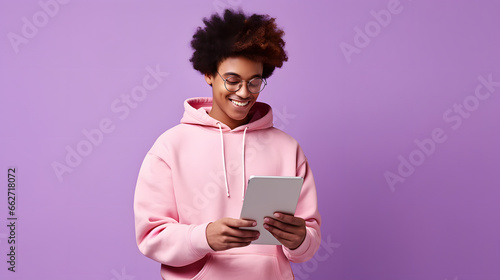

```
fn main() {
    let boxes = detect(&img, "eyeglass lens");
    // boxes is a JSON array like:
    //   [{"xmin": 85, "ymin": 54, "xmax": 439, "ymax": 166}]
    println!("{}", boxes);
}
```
[{"xmin": 224, "ymin": 76, "xmax": 265, "ymax": 94}]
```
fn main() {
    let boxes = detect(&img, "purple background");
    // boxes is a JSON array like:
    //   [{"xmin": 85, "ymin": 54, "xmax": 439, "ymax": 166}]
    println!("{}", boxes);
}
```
[{"xmin": 1, "ymin": 0, "xmax": 499, "ymax": 279}]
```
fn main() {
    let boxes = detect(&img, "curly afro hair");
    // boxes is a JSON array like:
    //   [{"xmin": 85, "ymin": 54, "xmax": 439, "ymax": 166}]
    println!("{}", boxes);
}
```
[{"xmin": 190, "ymin": 9, "xmax": 288, "ymax": 79}]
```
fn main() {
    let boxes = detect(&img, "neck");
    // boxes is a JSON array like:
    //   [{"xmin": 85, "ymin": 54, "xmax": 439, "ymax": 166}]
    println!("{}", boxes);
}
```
[{"xmin": 208, "ymin": 110, "xmax": 249, "ymax": 130}]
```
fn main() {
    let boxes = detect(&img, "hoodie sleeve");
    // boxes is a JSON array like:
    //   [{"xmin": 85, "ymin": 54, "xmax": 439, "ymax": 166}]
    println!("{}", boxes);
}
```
[
  {"xmin": 134, "ymin": 152, "xmax": 214, "ymax": 267},
  {"xmin": 282, "ymin": 146, "xmax": 322, "ymax": 263}
]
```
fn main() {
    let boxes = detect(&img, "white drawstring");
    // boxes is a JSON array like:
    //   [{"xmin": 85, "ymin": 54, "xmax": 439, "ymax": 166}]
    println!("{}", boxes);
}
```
[
  {"xmin": 217, "ymin": 123, "xmax": 230, "ymax": 197},
  {"xmin": 217, "ymin": 123, "xmax": 249, "ymax": 200},
  {"xmin": 241, "ymin": 126, "xmax": 248, "ymax": 201}
]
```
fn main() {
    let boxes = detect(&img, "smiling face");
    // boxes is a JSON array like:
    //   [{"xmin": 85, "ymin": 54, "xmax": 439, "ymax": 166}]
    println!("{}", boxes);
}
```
[{"xmin": 205, "ymin": 56, "xmax": 264, "ymax": 130}]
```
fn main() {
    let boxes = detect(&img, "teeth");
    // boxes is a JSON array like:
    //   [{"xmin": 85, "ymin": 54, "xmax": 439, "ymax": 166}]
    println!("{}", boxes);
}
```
[{"xmin": 231, "ymin": 100, "xmax": 249, "ymax": 107}]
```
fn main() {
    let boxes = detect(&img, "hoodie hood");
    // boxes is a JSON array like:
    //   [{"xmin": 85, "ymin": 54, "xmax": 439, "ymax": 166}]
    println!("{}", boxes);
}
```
[
  {"xmin": 180, "ymin": 97, "xmax": 273, "ymax": 132},
  {"xmin": 180, "ymin": 97, "xmax": 274, "ymax": 199}
]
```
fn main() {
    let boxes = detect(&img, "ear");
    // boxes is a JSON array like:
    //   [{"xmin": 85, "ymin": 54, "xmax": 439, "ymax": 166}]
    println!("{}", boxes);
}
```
[{"xmin": 204, "ymin": 73, "xmax": 214, "ymax": 86}]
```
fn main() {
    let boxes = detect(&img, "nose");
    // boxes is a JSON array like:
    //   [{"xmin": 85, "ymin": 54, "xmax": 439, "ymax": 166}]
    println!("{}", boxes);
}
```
[{"xmin": 236, "ymin": 81, "xmax": 252, "ymax": 99}]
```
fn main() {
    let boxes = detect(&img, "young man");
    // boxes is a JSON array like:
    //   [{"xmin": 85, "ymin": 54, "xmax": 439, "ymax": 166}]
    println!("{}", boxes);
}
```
[{"xmin": 134, "ymin": 9, "xmax": 321, "ymax": 279}]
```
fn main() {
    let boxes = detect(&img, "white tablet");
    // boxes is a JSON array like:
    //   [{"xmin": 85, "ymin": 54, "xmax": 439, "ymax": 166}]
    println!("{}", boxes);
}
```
[{"xmin": 239, "ymin": 175, "xmax": 303, "ymax": 245}]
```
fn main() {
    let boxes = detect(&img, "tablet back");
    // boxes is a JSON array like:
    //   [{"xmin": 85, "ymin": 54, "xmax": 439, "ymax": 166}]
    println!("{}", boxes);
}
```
[{"xmin": 240, "ymin": 176, "xmax": 303, "ymax": 245}]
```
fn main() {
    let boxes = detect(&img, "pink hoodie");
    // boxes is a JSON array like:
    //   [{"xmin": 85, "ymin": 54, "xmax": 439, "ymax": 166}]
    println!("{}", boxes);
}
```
[{"xmin": 134, "ymin": 97, "xmax": 321, "ymax": 279}]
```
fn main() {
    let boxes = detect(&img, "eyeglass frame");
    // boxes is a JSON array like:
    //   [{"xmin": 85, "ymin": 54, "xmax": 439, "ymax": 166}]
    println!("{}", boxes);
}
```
[{"xmin": 216, "ymin": 71, "xmax": 267, "ymax": 94}]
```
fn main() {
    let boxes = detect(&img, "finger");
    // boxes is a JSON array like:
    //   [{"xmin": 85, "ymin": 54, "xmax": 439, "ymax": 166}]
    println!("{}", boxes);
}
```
[
  {"xmin": 273, "ymin": 212, "xmax": 304, "ymax": 226},
  {"xmin": 224, "ymin": 218, "xmax": 257, "ymax": 228},
  {"xmin": 264, "ymin": 222, "xmax": 306, "ymax": 249},
  {"xmin": 263, "ymin": 217, "xmax": 296, "ymax": 234},
  {"xmin": 263, "ymin": 222, "xmax": 295, "ymax": 242},
  {"xmin": 221, "ymin": 234, "xmax": 260, "ymax": 244},
  {"xmin": 232, "ymin": 228, "xmax": 261, "ymax": 239},
  {"xmin": 221, "ymin": 225, "xmax": 260, "ymax": 239}
]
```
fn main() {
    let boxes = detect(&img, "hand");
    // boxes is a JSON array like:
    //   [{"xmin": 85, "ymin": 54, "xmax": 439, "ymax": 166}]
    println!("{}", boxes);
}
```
[
  {"xmin": 206, "ymin": 217, "xmax": 260, "ymax": 251},
  {"xmin": 263, "ymin": 212, "xmax": 306, "ymax": 250}
]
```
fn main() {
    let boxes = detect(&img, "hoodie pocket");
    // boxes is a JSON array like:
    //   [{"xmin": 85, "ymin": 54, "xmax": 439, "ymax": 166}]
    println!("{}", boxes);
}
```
[{"xmin": 192, "ymin": 252, "xmax": 288, "ymax": 280}]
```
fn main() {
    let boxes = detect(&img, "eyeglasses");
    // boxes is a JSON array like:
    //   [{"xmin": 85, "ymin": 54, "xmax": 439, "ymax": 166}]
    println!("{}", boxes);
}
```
[{"xmin": 217, "ymin": 72, "xmax": 267, "ymax": 94}]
